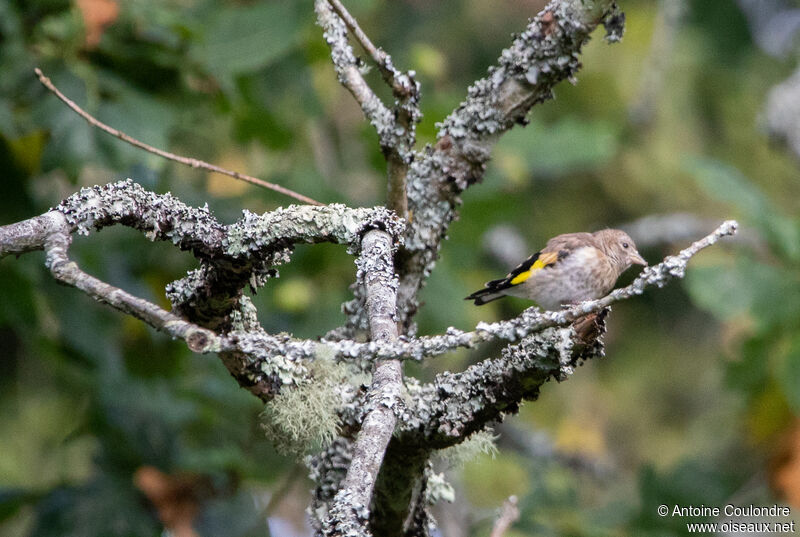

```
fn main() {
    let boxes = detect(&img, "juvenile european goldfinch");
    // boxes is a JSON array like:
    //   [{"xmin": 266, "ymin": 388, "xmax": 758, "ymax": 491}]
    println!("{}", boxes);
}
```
[{"xmin": 466, "ymin": 229, "xmax": 647, "ymax": 310}]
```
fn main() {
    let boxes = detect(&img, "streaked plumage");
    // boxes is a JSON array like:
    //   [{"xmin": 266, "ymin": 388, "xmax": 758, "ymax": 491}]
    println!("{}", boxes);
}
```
[{"xmin": 465, "ymin": 229, "xmax": 647, "ymax": 310}]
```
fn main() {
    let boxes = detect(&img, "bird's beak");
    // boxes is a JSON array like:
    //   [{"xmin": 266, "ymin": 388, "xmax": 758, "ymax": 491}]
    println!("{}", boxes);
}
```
[{"xmin": 629, "ymin": 251, "xmax": 647, "ymax": 266}]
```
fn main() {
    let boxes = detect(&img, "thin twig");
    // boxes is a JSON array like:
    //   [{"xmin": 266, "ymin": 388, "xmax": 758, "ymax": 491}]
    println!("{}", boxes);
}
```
[
  {"xmin": 326, "ymin": 0, "xmax": 410, "ymax": 97},
  {"xmin": 34, "ymin": 68, "xmax": 322, "ymax": 206},
  {"xmin": 39, "ymin": 212, "xmax": 220, "ymax": 354},
  {"xmin": 315, "ymin": 1, "xmax": 416, "ymax": 219},
  {"xmin": 490, "ymin": 496, "xmax": 520, "ymax": 537},
  {"xmin": 314, "ymin": 1, "xmax": 394, "ymax": 143},
  {"xmin": 324, "ymin": 0, "xmax": 418, "ymax": 217}
]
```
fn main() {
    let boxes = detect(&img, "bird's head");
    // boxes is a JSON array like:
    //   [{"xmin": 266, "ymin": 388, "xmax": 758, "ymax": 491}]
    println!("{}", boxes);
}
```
[{"xmin": 594, "ymin": 229, "xmax": 647, "ymax": 272}]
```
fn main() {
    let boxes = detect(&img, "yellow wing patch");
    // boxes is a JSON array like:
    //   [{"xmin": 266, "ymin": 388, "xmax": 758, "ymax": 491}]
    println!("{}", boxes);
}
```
[{"xmin": 509, "ymin": 251, "xmax": 558, "ymax": 285}]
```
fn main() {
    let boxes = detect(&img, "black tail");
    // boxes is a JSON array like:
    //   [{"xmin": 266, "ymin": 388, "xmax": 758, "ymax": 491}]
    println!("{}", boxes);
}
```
[{"xmin": 465, "ymin": 286, "xmax": 506, "ymax": 306}]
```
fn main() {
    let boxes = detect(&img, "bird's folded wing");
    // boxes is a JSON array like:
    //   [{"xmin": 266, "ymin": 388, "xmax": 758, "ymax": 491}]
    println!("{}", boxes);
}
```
[{"xmin": 487, "ymin": 250, "xmax": 560, "ymax": 290}]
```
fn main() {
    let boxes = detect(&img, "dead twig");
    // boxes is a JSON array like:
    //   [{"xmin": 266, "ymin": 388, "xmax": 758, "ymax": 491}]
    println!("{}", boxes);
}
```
[{"xmin": 34, "ymin": 68, "xmax": 322, "ymax": 206}]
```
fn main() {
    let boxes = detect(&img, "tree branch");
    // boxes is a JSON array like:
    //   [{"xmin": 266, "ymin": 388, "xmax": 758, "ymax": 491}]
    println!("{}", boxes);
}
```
[
  {"xmin": 392, "ymin": 221, "xmax": 738, "ymax": 446},
  {"xmin": 315, "ymin": 0, "xmax": 419, "ymax": 219},
  {"xmin": 0, "ymin": 180, "xmax": 406, "ymax": 400},
  {"xmin": 322, "ymin": 229, "xmax": 403, "ymax": 537},
  {"xmin": 1, "ymin": 183, "xmax": 735, "ymax": 403},
  {"xmin": 315, "ymin": 0, "xmax": 395, "ymax": 150},
  {"xmin": 41, "ymin": 212, "xmax": 220, "ymax": 353},
  {"xmin": 34, "ymin": 68, "xmax": 322, "ymax": 206},
  {"xmin": 244, "ymin": 220, "xmax": 736, "ymax": 364},
  {"xmin": 325, "ymin": 0, "xmax": 417, "ymax": 100}
]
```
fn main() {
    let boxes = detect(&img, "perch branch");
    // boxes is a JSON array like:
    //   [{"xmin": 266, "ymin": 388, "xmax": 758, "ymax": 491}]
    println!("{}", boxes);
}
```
[
  {"xmin": 225, "ymin": 220, "xmax": 738, "ymax": 365},
  {"xmin": 34, "ymin": 68, "xmax": 322, "ymax": 206},
  {"xmin": 322, "ymin": 229, "xmax": 403, "ymax": 537},
  {"xmin": 1, "ymin": 187, "xmax": 734, "ymax": 390},
  {"xmin": 385, "ymin": 221, "xmax": 739, "ymax": 446}
]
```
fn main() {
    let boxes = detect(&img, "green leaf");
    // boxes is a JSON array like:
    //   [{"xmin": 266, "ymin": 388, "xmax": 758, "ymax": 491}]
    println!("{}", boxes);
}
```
[
  {"xmin": 191, "ymin": 1, "xmax": 304, "ymax": 88},
  {"xmin": 685, "ymin": 157, "xmax": 800, "ymax": 261}
]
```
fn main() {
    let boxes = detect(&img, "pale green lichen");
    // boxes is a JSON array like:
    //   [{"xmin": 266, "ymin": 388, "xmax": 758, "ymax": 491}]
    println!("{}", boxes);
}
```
[
  {"xmin": 228, "ymin": 296, "xmax": 261, "ymax": 332},
  {"xmin": 436, "ymin": 429, "xmax": 498, "ymax": 469},
  {"xmin": 260, "ymin": 359, "xmax": 347, "ymax": 456},
  {"xmin": 424, "ymin": 472, "xmax": 455, "ymax": 504}
]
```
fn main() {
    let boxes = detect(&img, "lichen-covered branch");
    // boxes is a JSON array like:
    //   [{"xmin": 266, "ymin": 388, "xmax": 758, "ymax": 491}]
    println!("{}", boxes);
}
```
[
  {"xmin": 226, "ymin": 219, "xmax": 737, "ymax": 366},
  {"xmin": 0, "ymin": 207, "xmax": 224, "ymax": 355},
  {"xmin": 42, "ymin": 180, "xmax": 401, "ymax": 330},
  {"xmin": 316, "ymin": 0, "xmax": 420, "ymax": 220},
  {"xmin": 0, "ymin": 182, "xmax": 736, "ymax": 407},
  {"xmin": 0, "ymin": 180, "xmax": 405, "ymax": 400},
  {"xmin": 322, "ymin": 229, "xmax": 403, "ymax": 537},
  {"xmin": 384, "ymin": 223, "xmax": 739, "ymax": 448},
  {"xmin": 41, "ymin": 212, "xmax": 220, "ymax": 353},
  {"xmin": 396, "ymin": 0, "xmax": 624, "ymax": 329},
  {"xmin": 315, "ymin": 0, "xmax": 395, "ymax": 150},
  {"xmin": 325, "ymin": 0, "xmax": 417, "ymax": 102},
  {"xmin": 400, "ymin": 327, "xmax": 582, "ymax": 448}
]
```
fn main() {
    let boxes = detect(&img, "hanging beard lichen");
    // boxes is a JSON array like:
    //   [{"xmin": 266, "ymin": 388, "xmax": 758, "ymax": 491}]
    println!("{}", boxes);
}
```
[
  {"xmin": 260, "ymin": 359, "xmax": 346, "ymax": 456},
  {"xmin": 436, "ymin": 429, "xmax": 498, "ymax": 469}
]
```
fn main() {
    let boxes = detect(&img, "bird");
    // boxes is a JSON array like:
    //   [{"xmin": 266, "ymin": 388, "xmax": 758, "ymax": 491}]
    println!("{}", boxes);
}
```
[{"xmin": 465, "ymin": 229, "xmax": 647, "ymax": 310}]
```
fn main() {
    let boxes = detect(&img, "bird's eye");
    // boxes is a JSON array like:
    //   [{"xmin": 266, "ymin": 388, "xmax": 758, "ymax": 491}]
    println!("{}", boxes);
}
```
[{"xmin": 622, "ymin": 242, "xmax": 629, "ymax": 249}]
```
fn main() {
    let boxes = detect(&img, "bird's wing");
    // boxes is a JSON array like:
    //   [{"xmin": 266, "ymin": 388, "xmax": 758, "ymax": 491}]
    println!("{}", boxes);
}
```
[
  {"xmin": 484, "ymin": 249, "xmax": 562, "ymax": 290},
  {"xmin": 466, "ymin": 232, "xmax": 602, "ymax": 303},
  {"xmin": 486, "ymin": 232, "xmax": 598, "ymax": 290}
]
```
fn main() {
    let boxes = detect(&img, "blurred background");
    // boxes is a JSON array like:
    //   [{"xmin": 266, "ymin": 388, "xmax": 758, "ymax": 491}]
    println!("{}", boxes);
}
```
[{"xmin": 2, "ymin": 0, "xmax": 800, "ymax": 535}]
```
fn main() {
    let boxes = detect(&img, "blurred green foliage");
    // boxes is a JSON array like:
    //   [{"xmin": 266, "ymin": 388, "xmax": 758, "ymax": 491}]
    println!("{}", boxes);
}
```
[{"xmin": 2, "ymin": 0, "xmax": 800, "ymax": 535}]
